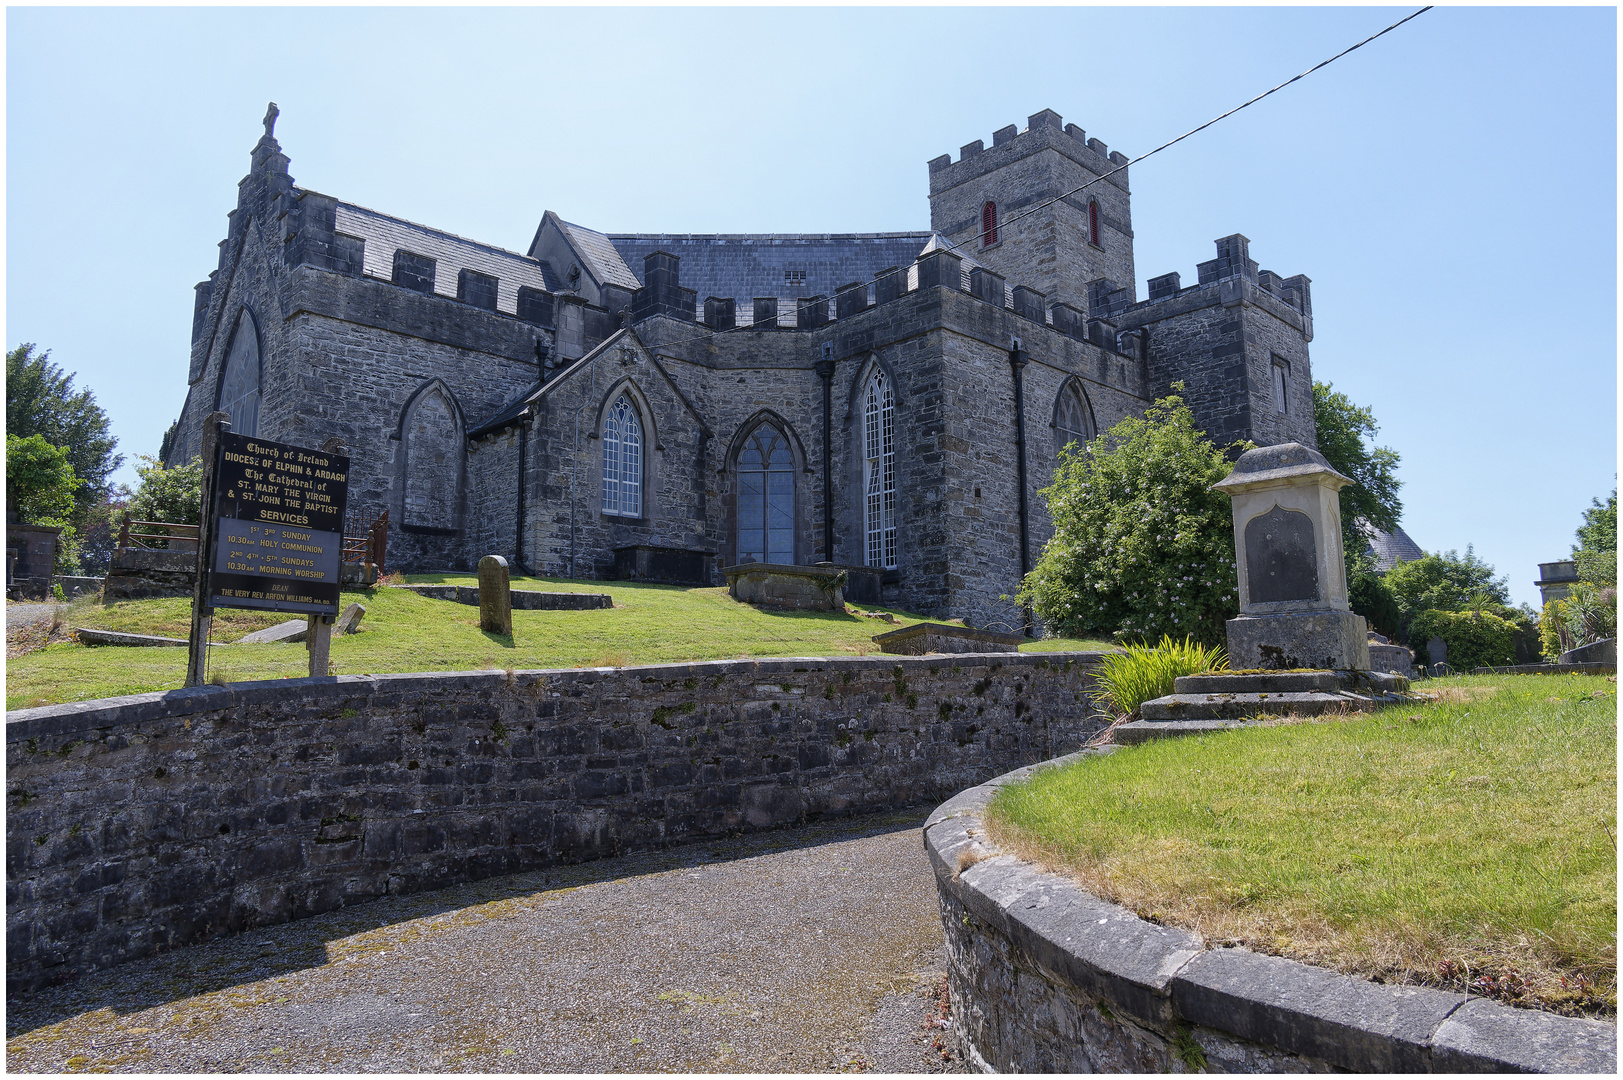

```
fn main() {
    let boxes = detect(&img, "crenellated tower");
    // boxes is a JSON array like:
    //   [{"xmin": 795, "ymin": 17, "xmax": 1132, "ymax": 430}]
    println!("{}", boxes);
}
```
[{"xmin": 927, "ymin": 109, "xmax": 1136, "ymax": 316}]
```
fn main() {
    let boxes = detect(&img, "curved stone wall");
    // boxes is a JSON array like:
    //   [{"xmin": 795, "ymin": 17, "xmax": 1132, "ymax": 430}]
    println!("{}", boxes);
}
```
[
  {"xmin": 7, "ymin": 652, "xmax": 1104, "ymax": 995},
  {"xmin": 926, "ymin": 757, "xmax": 1616, "ymax": 1073}
]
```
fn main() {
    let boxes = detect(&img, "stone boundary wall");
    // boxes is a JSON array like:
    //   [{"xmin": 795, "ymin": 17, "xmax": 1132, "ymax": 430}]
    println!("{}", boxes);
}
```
[
  {"xmin": 926, "ymin": 758, "xmax": 1617, "ymax": 1073},
  {"xmin": 6, "ymin": 652, "xmax": 1106, "ymax": 996}
]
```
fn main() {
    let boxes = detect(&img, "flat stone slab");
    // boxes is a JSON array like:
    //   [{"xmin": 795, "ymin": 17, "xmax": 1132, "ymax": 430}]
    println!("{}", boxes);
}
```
[
  {"xmin": 1174, "ymin": 670, "xmax": 1339, "ymax": 694},
  {"xmin": 722, "ymin": 563, "xmax": 846, "ymax": 611},
  {"xmin": 236, "ymin": 619, "xmax": 309, "ymax": 644},
  {"xmin": 73, "ymin": 628, "xmax": 199, "ymax": 648},
  {"xmin": 1474, "ymin": 661, "xmax": 1616, "ymax": 676},
  {"xmin": 873, "ymin": 622, "xmax": 1026, "ymax": 655},
  {"xmin": 398, "ymin": 585, "xmax": 611, "ymax": 610},
  {"xmin": 1141, "ymin": 690, "xmax": 1377, "ymax": 722},
  {"xmin": 1115, "ymin": 719, "xmax": 1257, "ymax": 744}
]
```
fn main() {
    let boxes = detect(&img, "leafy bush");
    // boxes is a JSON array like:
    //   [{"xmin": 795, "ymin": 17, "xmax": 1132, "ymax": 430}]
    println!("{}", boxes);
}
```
[
  {"xmin": 1540, "ymin": 599, "xmax": 1568, "ymax": 659},
  {"xmin": 125, "ymin": 455, "xmax": 203, "ymax": 546},
  {"xmin": 1384, "ymin": 547, "xmax": 1510, "ymax": 643},
  {"xmin": 1347, "ymin": 550, "xmax": 1402, "ymax": 638},
  {"xmin": 1409, "ymin": 609, "xmax": 1517, "ymax": 671},
  {"xmin": 1019, "ymin": 390, "xmax": 1244, "ymax": 646},
  {"xmin": 1094, "ymin": 635, "xmax": 1228, "ymax": 719}
]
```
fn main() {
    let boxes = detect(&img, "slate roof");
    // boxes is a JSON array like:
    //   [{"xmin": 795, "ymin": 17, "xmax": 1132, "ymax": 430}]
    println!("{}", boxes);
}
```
[
  {"xmin": 607, "ymin": 232, "xmax": 934, "ymax": 309},
  {"xmin": 467, "ymin": 381, "xmax": 544, "ymax": 439},
  {"xmin": 330, "ymin": 199, "xmax": 561, "ymax": 314},
  {"xmin": 557, "ymin": 220, "xmax": 642, "ymax": 291},
  {"xmin": 1363, "ymin": 523, "xmax": 1424, "ymax": 572}
]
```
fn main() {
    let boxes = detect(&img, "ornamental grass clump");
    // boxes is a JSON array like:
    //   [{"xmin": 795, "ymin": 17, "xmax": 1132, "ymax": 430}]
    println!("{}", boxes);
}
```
[{"xmin": 1094, "ymin": 634, "xmax": 1227, "ymax": 719}]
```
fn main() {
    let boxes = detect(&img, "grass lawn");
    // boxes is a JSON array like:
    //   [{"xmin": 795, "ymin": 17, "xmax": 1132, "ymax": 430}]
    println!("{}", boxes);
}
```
[
  {"xmin": 6, "ymin": 575, "xmax": 1114, "ymax": 710},
  {"xmin": 985, "ymin": 674, "xmax": 1617, "ymax": 1016}
]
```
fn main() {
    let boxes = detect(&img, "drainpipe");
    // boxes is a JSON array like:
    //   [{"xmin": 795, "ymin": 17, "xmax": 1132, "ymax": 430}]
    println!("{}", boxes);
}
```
[
  {"xmin": 515, "ymin": 409, "xmax": 530, "ymax": 574},
  {"xmin": 1009, "ymin": 340, "xmax": 1032, "ymax": 634},
  {"xmin": 815, "ymin": 344, "xmax": 836, "ymax": 562}
]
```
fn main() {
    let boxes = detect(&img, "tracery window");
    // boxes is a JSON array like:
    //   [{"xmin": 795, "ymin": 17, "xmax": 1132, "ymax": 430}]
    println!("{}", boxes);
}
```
[
  {"xmin": 217, "ymin": 309, "xmax": 261, "ymax": 437},
  {"xmin": 736, "ymin": 426, "xmax": 795, "ymax": 564},
  {"xmin": 1055, "ymin": 382, "xmax": 1094, "ymax": 459},
  {"xmin": 601, "ymin": 394, "xmax": 643, "ymax": 518},
  {"xmin": 863, "ymin": 370, "xmax": 897, "ymax": 569},
  {"xmin": 981, "ymin": 201, "xmax": 998, "ymax": 247}
]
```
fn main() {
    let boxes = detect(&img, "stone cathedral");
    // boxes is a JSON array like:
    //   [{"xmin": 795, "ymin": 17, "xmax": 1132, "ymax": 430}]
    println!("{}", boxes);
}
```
[{"xmin": 167, "ymin": 106, "xmax": 1319, "ymax": 629}]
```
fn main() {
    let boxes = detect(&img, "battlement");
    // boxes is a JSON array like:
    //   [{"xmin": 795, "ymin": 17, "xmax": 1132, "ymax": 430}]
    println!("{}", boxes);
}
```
[
  {"xmin": 927, "ymin": 109, "xmax": 1130, "ymax": 194},
  {"xmin": 635, "ymin": 244, "xmax": 1144, "ymax": 360},
  {"xmin": 1139, "ymin": 234, "xmax": 1312, "ymax": 319}
]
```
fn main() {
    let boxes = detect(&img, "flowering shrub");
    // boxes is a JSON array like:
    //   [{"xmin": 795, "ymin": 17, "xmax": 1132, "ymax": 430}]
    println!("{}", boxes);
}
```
[{"xmin": 1018, "ymin": 391, "xmax": 1245, "ymax": 647}]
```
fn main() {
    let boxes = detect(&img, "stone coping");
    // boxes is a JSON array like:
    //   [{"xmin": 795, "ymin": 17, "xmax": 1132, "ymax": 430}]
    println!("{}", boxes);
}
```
[
  {"xmin": 872, "ymin": 623, "xmax": 1027, "ymax": 651},
  {"xmin": 4, "ymin": 651, "xmax": 1069, "ymax": 743},
  {"xmin": 925, "ymin": 757, "xmax": 1617, "ymax": 1073},
  {"xmin": 1473, "ymin": 662, "xmax": 1616, "ymax": 676},
  {"xmin": 719, "ymin": 562, "xmax": 846, "ymax": 581},
  {"xmin": 397, "ymin": 584, "xmax": 612, "ymax": 610}
]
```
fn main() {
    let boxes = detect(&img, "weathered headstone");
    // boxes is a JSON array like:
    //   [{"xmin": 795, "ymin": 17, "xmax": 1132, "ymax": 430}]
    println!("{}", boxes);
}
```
[
  {"xmin": 1426, "ymin": 636, "xmax": 1448, "ymax": 666},
  {"xmin": 478, "ymin": 555, "xmax": 513, "ymax": 635},
  {"xmin": 335, "ymin": 602, "xmax": 366, "ymax": 635}
]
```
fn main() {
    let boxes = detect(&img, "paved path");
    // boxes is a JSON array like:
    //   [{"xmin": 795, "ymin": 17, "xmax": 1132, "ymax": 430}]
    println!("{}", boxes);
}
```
[
  {"xmin": 6, "ymin": 808, "xmax": 965, "ymax": 1073},
  {"xmin": 5, "ymin": 603, "xmax": 61, "ymax": 629}
]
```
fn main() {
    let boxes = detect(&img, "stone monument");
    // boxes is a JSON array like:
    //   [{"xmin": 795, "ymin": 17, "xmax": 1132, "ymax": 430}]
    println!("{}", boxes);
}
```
[
  {"xmin": 1125, "ymin": 443, "xmax": 1406, "ymax": 740},
  {"xmin": 478, "ymin": 555, "xmax": 513, "ymax": 636},
  {"xmin": 1211, "ymin": 442, "xmax": 1369, "ymax": 672}
]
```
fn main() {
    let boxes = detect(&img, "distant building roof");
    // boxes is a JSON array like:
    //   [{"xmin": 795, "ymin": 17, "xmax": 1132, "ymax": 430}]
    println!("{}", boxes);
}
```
[
  {"xmin": 606, "ymin": 232, "xmax": 934, "ymax": 309},
  {"xmin": 557, "ymin": 219, "xmax": 642, "ymax": 291},
  {"xmin": 1363, "ymin": 523, "xmax": 1424, "ymax": 572},
  {"xmin": 329, "ymin": 198, "xmax": 560, "ymax": 314}
]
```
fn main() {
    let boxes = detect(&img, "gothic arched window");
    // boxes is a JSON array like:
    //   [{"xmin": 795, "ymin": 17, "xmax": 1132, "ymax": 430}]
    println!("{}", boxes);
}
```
[
  {"xmin": 401, "ymin": 383, "xmax": 464, "ymax": 531},
  {"xmin": 602, "ymin": 394, "xmax": 643, "ymax": 518},
  {"xmin": 736, "ymin": 426, "xmax": 795, "ymax": 564},
  {"xmin": 981, "ymin": 201, "xmax": 998, "ymax": 247},
  {"xmin": 863, "ymin": 370, "xmax": 897, "ymax": 569},
  {"xmin": 1088, "ymin": 199, "xmax": 1101, "ymax": 247},
  {"xmin": 217, "ymin": 308, "xmax": 261, "ymax": 437},
  {"xmin": 1055, "ymin": 381, "xmax": 1095, "ymax": 459}
]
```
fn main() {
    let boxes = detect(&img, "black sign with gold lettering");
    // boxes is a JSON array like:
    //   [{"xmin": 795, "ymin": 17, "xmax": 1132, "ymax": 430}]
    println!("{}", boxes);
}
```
[{"xmin": 207, "ymin": 432, "xmax": 351, "ymax": 615}]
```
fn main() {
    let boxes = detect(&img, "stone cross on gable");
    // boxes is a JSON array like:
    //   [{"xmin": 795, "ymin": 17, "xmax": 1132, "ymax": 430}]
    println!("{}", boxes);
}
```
[{"xmin": 263, "ymin": 102, "xmax": 280, "ymax": 139}]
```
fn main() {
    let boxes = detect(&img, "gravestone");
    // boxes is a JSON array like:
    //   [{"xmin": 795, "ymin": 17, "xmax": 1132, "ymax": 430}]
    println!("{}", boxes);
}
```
[
  {"xmin": 1212, "ymin": 442, "xmax": 1369, "ymax": 671},
  {"xmin": 335, "ymin": 602, "xmax": 366, "ymax": 635},
  {"xmin": 478, "ymin": 555, "xmax": 513, "ymax": 635},
  {"xmin": 1426, "ymin": 636, "xmax": 1448, "ymax": 666}
]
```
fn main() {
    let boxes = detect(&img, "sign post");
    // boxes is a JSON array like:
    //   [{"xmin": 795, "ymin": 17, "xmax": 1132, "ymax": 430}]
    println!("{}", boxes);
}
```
[
  {"xmin": 186, "ymin": 412, "xmax": 231, "ymax": 687},
  {"xmin": 193, "ymin": 429, "xmax": 352, "ymax": 682}
]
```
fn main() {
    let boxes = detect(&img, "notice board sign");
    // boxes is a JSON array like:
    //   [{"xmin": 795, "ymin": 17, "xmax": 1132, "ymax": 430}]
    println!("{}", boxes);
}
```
[{"xmin": 207, "ymin": 432, "xmax": 350, "ymax": 616}]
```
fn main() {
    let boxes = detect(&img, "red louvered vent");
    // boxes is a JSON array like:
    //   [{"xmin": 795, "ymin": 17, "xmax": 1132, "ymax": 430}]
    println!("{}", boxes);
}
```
[
  {"xmin": 1088, "ymin": 200, "xmax": 1100, "ymax": 246},
  {"xmin": 981, "ymin": 201, "xmax": 998, "ymax": 246}
]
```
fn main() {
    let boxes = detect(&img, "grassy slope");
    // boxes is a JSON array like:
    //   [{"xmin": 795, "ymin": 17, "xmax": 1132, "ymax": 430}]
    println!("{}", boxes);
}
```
[
  {"xmin": 986, "ymin": 674, "xmax": 1617, "ymax": 1015},
  {"xmin": 7, "ymin": 576, "xmax": 1113, "ymax": 710}
]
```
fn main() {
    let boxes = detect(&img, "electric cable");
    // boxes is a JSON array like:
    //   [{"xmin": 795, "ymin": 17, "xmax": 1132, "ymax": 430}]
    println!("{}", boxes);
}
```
[{"xmin": 617, "ymin": 5, "xmax": 1433, "ymax": 353}]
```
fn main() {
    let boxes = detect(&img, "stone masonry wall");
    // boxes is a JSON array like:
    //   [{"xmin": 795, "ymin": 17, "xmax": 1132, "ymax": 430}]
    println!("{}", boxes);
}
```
[
  {"xmin": 6, "ymin": 653, "xmax": 1107, "ymax": 996},
  {"xmin": 927, "ymin": 759, "xmax": 1618, "ymax": 1074}
]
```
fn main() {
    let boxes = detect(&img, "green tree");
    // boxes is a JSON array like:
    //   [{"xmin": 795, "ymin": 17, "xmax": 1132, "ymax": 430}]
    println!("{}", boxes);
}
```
[
  {"xmin": 7, "ymin": 343, "xmax": 122, "ymax": 510},
  {"xmin": 1384, "ymin": 547, "xmax": 1510, "ymax": 643},
  {"xmin": 1574, "ymin": 489, "xmax": 1617, "ymax": 558},
  {"xmin": 1312, "ymin": 382, "xmax": 1403, "ymax": 544},
  {"xmin": 1312, "ymin": 383, "xmax": 1404, "ymax": 639},
  {"xmin": 7, "ymin": 434, "xmax": 82, "ymax": 524},
  {"xmin": 1018, "ymin": 391, "xmax": 1245, "ymax": 647},
  {"xmin": 125, "ymin": 455, "xmax": 204, "ymax": 544}
]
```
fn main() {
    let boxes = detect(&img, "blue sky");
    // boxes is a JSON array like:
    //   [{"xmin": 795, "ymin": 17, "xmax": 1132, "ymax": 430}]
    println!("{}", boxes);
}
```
[{"xmin": 7, "ymin": 6, "xmax": 1616, "ymax": 608}]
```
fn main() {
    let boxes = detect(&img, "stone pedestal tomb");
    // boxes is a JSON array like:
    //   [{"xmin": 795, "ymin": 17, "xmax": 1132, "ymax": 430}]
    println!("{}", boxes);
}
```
[
  {"xmin": 1211, "ymin": 442, "xmax": 1370, "ymax": 672},
  {"xmin": 1124, "ymin": 444, "xmax": 1404, "ymax": 739}
]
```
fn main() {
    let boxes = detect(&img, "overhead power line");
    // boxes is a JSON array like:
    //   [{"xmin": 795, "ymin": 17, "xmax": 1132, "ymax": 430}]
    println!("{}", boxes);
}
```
[{"xmin": 594, "ymin": 5, "xmax": 1435, "ymax": 354}]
